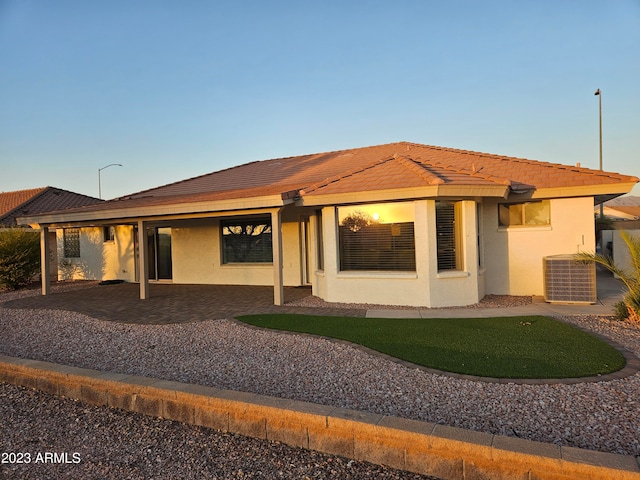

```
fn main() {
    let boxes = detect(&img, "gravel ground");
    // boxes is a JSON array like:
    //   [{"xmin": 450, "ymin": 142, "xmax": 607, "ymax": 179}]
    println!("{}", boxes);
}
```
[
  {"xmin": 287, "ymin": 293, "xmax": 533, "ymax": 310},
  {"xmin": 0, "ymin": 383, "xmax": 435, "ymax": 480},
  {"xmin": 1, "ymin": 283, "xmax": 639, "ymax": 465}
]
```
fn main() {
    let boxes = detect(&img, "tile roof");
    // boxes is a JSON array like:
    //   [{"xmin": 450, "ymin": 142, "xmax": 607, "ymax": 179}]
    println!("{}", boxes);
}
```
[
  {"xmin": 0, "ymin": 187, "xmax": 102, "ymax": 227},
  {"xmin": 15, "ymin": 142, "xmax": 639, "ymax": 223},
  {"xmin": 123, "ymin": 141, "xmax": 636, "ymax": 200},
  {"xmin": 605, "ymin": 206, "xmax": 640, "ymax": 219}
]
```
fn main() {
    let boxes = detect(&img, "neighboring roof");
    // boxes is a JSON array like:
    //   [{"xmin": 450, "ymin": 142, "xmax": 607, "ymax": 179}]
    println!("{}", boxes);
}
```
[
  {"xmin": 0, "ymin": 187, "xmax": 102, "ymax": 227},
  {"xmin": 602, "ymin": 205, "xmax": 640, "ymax": 220},
  {"xmin": 604, "ymin": 195, "xmax": 640, "ymax": 207},
  {"xmin": 17, "ymin": 142, "xmax": 639, "ymax": 226}
]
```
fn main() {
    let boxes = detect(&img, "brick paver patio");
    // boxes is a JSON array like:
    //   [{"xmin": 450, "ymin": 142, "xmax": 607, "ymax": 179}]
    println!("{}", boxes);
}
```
[{"xmin": 3, "ymin": 283, "xmax": 365, "ymax": 324}]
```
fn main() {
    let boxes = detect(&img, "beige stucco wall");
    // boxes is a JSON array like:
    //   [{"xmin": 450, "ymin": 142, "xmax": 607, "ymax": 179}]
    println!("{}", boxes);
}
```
[
  {"xmin": 314, "ymin": 200, "xmax": 483, "ymax": 308},
  {"xmin": 610, "ymin": 229, "xmax": 640, "ymax": 278},
  {"xmin": 482, "ymin": 196, "xmax": 596, "ymax": 296},
  {"xmin": 57, "ymin": 226, "xmax": 135, "ymax": 282},
  {"xmin": 171, "ymin": 214, "xmax": 306, "ymax": 287}
]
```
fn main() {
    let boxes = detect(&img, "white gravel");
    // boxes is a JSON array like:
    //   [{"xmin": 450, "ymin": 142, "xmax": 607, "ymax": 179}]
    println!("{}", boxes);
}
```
[{"xmin": 1, "ymin": 284, "xmax": 639, "ymax": 458}]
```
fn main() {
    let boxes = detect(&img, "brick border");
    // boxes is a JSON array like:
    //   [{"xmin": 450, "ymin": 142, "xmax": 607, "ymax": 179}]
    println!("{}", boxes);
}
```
[{"xmin": 1, "ymin": 355, "xmax": 638, "ymax": 479}]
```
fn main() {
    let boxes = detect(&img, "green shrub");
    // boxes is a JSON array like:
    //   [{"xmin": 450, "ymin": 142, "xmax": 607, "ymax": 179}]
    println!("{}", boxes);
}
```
[
  {"xmin": 614, "ymin": 300, "xmax": 629, "ymax": 321},
  {"xmin": 579, "ymin": 230, "xmax": 640, "ymax": 325},
  {"xmin": 0, "ymin": 229, "xmax": 41, "ymax": 290}
]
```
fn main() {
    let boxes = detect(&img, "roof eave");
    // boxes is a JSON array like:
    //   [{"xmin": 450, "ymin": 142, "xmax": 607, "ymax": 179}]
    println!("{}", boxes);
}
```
[
  {"xmin": 297, "ymin": 185, "xmax": 509, "ymax": 206},
  {"xmin": 17, "ymin": 194, "xmax": 294, "ymax": 227},
  {"xmin": 512, "ymin": 182, "xmax": 638, "ymax": 202}
]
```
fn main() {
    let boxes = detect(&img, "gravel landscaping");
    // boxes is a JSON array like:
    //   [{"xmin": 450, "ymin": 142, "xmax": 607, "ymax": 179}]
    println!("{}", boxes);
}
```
[
  {"xmin": 1, "ymin": 283, "xmax": 639, "ymax": 463},
  {"xmin": 0, "ymin": 383, "xmax": 434, "ymax": 480}
]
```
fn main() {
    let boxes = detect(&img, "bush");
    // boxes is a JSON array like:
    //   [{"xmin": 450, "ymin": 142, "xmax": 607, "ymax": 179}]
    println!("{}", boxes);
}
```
[
  {"xmin": 579, "ymin": 230, "xmax": 640, "ymax": 325},
  {"xmin": 614, "ymin": 300, "xmax": 629, "ymax": 321},
  {"xmin": 0, "ymin": 229, "xmax": 41, "ymax": 290}
]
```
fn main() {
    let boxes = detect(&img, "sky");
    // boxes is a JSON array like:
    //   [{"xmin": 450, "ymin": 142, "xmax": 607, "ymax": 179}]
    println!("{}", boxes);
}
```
[{"xmin": 1, "ymin": 1, "xmax": 639, "ymax": 200}]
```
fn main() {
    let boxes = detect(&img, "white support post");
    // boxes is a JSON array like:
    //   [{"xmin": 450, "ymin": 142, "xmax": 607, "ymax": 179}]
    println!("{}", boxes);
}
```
[
  {"xmin": 40, "ymin": 226, "xmax": 51, "ymax": 296},
  {"xmin": 271, "ymin": 208, "xmax": 284, "ymax": 306},
  {"xmin": 137, "ymin": 220, "xmax": 149, "ymax": 299}
]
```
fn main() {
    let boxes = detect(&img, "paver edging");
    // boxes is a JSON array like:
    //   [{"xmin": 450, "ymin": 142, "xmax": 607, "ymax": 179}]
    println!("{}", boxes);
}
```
[{"xmin": 1, "ymin": 355, "xmax": 638, "ymax": 480}]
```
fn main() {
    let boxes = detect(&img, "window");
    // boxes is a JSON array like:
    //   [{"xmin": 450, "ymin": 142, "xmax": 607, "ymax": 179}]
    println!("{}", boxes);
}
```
[
  {"xmin": 498, "ymin": 200, "xmax": 550, "ymax": 227},
  {"xmin": 103, "ymin": 226, "xmax": 115, "ymax": 242},
  {"xmin": 221, "ymin": 218, "xmax": 272, "ymax": 263},
  {"xmin": 338, "ymin": 202, "xmax": 416, "ymax": 271},
  {"xmin": 316, "ymin": 210, "xmax": 324, "ymax": 271},
  {"xmin": 436, "ymin": 201, "xmax": 462, "ymax": 271},
  {"xmin": 63, "ymin": 228, "xmax": 80, "ymax": 258}
]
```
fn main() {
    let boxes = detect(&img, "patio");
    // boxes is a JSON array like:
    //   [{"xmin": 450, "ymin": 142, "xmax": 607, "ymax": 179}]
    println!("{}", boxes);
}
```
[{"xmin": 3, "ymin": 282, "xmax": 364, "ymax": 324}]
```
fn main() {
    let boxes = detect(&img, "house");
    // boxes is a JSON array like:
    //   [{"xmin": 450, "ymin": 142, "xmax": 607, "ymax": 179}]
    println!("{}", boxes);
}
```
[
  {"xmin": 1, "ymin": 187, "xmax": 102, "ymax": 228},
  {"xmin": 1, "ymin": 187, "xmax": 103, "ymax": 280},
  {"xmin": 17, "ymin": 142, "xmax": 639, "ymax": 307}
]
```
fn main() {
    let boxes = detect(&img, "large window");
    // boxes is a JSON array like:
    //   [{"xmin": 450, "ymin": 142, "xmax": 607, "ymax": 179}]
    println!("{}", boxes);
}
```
[
  {"xmin": 63, "ymin": 228, "xmax": 81, "ymax": 258},
  {"xmin": 338, "ymin": 202, "xmax": 416, "ymax": 271},
  {"xmin": 221, "ymin": 218, "xmax": 272, "ymax": 263},
  {"xmin": 498, "ymin": 200, "xmax": 550, "ymax": 227},
  {"xmin": 436, "ymin": 201, "xmax": 462, "ymax": 271}
]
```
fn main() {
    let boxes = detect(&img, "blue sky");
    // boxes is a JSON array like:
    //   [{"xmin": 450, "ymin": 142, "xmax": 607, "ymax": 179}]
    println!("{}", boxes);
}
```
[{"xmin": 1, "ymin": 1, "xmax": 639, "ymax": 199}]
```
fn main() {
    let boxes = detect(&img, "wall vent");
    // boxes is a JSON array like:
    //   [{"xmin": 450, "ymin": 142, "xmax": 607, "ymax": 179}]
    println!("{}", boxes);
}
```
[{"xmin": 543, "ymin": 254, "xmax": 596, "ymax": 304}]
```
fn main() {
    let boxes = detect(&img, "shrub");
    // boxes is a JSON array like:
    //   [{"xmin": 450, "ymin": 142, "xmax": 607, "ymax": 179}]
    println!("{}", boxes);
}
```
[
  {"xmin": 0, "ymin": 229, "xmax": 41, "ymax": 290},
  {"xmin": 579, "ymin": 230, "xmax": 640, "ymax": 326},
  {"xmin": 614, "ymin": 300, "xmax": 629, "ymax": 321}
]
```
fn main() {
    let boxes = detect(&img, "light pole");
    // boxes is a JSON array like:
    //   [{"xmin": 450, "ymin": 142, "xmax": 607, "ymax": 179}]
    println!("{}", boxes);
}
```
[
  {"xmin": 594, "ymin": 89, "xmax": 603, "ymax": 219},
  {"xmin": 98, "ymin": 163, "xmax": 123, "ymax": 199}
]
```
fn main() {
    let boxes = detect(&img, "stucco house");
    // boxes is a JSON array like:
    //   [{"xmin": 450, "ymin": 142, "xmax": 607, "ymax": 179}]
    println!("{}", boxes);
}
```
[{"xmin": 17, "ymin": 142, "xmax": 639, "ymax": 307}]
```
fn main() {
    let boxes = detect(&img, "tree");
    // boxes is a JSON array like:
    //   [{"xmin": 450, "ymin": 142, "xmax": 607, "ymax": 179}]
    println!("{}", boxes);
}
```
[
  {"xmin": 578, "ymin": 230, "xmax": 640, "ymax": 325},
  {"xmin": 0, "ymin": 229, "xmax": 41, "ymax": 290},
  {"xmin": 340, "ymin": 210, "xmax": 373, "ymax": 232}
]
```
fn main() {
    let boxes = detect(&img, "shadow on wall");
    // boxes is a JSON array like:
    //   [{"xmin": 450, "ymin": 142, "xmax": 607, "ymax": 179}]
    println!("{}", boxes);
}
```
[{"xmin": 58, "ymin": 228, "xmax": 107, "ymax": 281}]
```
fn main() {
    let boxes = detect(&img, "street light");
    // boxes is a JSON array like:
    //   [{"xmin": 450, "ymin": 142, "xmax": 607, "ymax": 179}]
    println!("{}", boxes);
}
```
[
  {"xmin": 594, "ymin": 89, "xmax": 603, "ymax": 219},
  {"xmin": 98, "ymin": 163, "xmax": 123, "ymax": 199}
]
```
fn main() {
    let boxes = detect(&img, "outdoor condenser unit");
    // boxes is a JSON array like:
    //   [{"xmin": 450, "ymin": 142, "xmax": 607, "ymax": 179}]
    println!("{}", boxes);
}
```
[{"xmin": 543, "ymin": 254, "xmax": 597, "ymax": 304}]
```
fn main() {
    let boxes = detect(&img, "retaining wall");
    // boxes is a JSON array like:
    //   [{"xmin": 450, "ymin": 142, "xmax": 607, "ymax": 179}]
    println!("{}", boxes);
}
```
[{"xmin": 1, "ymin": 355, "xmax": 638, "ymax": 479}]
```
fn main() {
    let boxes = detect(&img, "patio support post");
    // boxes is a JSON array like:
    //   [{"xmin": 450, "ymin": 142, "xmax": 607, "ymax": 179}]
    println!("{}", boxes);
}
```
[
  {"xmin": 39, "ymin": 226, "xmax": 51, "ymax": 296},
  {"xmin": 137, "ymin": 220, "xmax": 150, "ymax": 299},
  {"xmin": 271, "ymin": 208, "xmax": 284, "ymax": 306}
]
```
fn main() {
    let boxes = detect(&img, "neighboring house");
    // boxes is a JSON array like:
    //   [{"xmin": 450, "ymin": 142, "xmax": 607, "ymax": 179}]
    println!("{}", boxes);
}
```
[
  {"xmin": 1, "ymin": 187, "xmax": 102, "ymax": 280},
  {"xmin": 17, "ymin": 142, "xmax": 639, "ymax": 307}
]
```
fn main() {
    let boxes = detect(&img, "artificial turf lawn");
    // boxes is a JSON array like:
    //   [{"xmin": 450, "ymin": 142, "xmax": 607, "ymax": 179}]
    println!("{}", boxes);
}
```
[{"xmin": 236, "ymin": 314, "xmax": 626, "ymax": 379}]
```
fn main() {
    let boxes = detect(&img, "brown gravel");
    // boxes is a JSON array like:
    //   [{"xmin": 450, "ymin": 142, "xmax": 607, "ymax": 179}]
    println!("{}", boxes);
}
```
[
  {"xmin": 0, "ymin": 282, "xmax": 638, "ymax": 473},
  {"xmin": 286, "ymin": 293, "xmax": 533, "ymax": 310},
  {"xmin": 0, "ymin": 382, "xmax": 436, "ymax": 480}
]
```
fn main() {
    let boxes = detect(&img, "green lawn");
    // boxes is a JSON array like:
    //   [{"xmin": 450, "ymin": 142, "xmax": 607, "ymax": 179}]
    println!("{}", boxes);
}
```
[{"xmin": 236, "ymin": 314, "xmax": 625, "ymax": 379}]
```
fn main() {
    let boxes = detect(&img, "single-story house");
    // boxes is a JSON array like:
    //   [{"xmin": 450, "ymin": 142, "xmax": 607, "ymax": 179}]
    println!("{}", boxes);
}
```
[
  {"xmin": 17, "ymin": 142, "xmax": 639, "ymax": 307},
  {"xmin": 1, "ymin": 187, "xmax": 103, "ymax": 280}
]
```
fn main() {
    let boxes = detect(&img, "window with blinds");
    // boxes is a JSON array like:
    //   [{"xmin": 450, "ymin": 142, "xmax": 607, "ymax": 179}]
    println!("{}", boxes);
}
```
[
  {"xmin": 63, "ymin": 228, "xmax": 81, "ymax": 258},
  {"xmin": 338, "ymin": 202, "xmax": 416, "ymax": 271},
  {"xmin": 436, "ymin": 201, "xmax": 462, "ymax": 271}
]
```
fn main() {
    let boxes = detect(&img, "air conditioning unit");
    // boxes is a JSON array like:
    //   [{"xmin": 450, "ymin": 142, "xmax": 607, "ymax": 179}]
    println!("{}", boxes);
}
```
[{"xmin": 543, "ymin": 254, "xmax": 596, "ymax": 304}]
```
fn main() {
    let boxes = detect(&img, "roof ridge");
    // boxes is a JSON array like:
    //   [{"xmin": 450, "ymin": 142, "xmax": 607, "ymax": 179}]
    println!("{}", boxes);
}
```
[
  {"xmin": 300, "ymin": 155, "xmax": 399, "ymax": 195},
  {"xmin": 392, "ymin": 155, "xmax": 444, "ymax": 185},
  {"xmin": 421, "ymin": 160, "xmax": 513, "ymax": 186},
  {"xmin": 119, "ymin": 142, "xmax": 415, "ymax": 199},
  {"xmin": 410, "ymin": 142, "xmax": 637, "ymax": 180}
]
